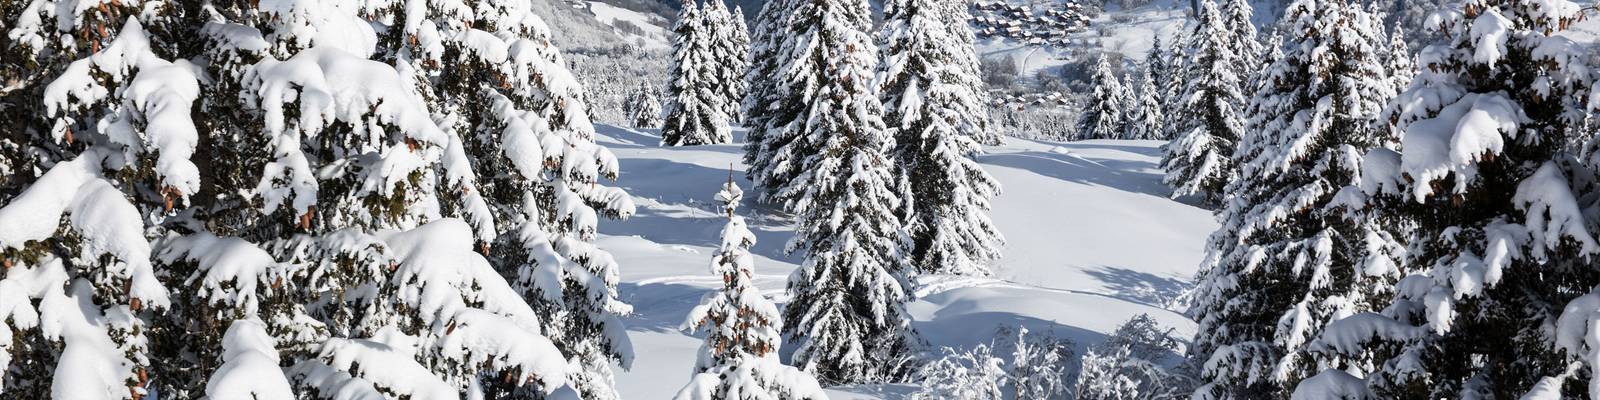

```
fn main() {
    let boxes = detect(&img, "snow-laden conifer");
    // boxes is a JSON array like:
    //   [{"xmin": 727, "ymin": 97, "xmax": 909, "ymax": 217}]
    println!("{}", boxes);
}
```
[
  {"xmin": 877, "ymin": 0, "xmax": 1005, "ymax": 276},
  {"xmin": 1222, "ymin": 0, "xmax": 1263, "ymax": 73},
  {"xmin": 626, "ymin": 83, "xmax": 665, "ymax": 129},
  {"xmin": 675, "ymin": 178, "xmax": 828, "ymax": 400},
  {"xmin": 1129, "ymin": 68, "xmax": 1167, "ymax": 140},
  {"xmin": 1078, "ymin": 55, "xmax": 1130, "ymax": 140},
  {"xmin": 1186, "ymin": 1, "xmax": 1404, "ymax": 397},
  {"xmin": 1296, "ymin": 0, "xmax": 1600, "ymax": 397},
  {"xmin": 0, "ymin": 1, "xmax": 638, "ymax": 398},
  {"xmin": 741, "ymin": 0, "xmax": 800, "ymax": 198},
  {"xmin": 703, "ymin": 0, "xmax": 751, "ymax": 125},
  {"xmin": 1160, "ymin": 0, "xmax": 1246, "ymax": 205},
  {"xmin": 663, "ymin": 1, "xmax": 733, "ymax": 146},
  {"xmin": 773, "ymin": 0, "xmax": 918, "ymax": 385}
]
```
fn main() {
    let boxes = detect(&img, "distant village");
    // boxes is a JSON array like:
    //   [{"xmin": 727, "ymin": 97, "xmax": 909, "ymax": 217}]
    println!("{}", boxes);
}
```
[{"xmin": 969, "ymin": 0, "xmax": 1091, "ymax": 46}]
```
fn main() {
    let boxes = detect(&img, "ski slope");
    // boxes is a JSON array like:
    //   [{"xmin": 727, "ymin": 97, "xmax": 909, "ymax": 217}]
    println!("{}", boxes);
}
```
[{"xmin": 593, "ymin": 124, "xmax": 1214, "ymax": 397}]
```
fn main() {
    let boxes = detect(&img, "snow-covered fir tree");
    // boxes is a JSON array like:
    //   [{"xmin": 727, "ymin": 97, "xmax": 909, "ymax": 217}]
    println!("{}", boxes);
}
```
[
  {"xmin": 1077, "ymin": 55, "xmax": 1130, "ymax": 140},
  {"xmin": 877, "ymin": 0, "xmax": 1005, "ymax": 276},
  {"xmin": 626, "ymin": 82, "xmax": 665, "ymax": 129},
  {"xmin": 1186, "ymin": 1, "xmax": 1406, "ymax": 397},
  {"xmin": 1221, "ymin": 0, "xmax": 1263, "ymax": 73},
  {"xmin": 1134, "ymin": 37, "xmax": 1170, "ymax": 141},
  {"xmin": 662, "ymin": 1, "xmax": 733, "ymax": 146},
  {"xmin": 1160, "ymin": 0, "xmax": 1247, "ymax": 206},
  {"xmin": 1129, "ymin": 67, "xmax": 1167, "ymax": 140},
  {"xmin": 1158, "ymin": 29, "xmax": 1192, "ymax": 141},
  {"xmin": 1294, "ymin": 0, "xmax": 1599, "ymax": 398},
  {"xmin": 703, "ymin": 0, "xmax": 751, "ymax": 125},
  {"xmin": 0, "ymin": 1, "xmax": 637, "ymax": 399},
  {"xmin": 676, "ymin": 179, "xmax": 827, "ymax": 400},
  {"xmin": 770, "ymin": 0, "xmax": 918, "ymax": 385},
  {"xmin": 1380, "ymin": 26, "xmax": 1415, "ymax": 97},
  {"xmin": 741, "ymin": 0, "xmax": 799, "ymax": 200}
]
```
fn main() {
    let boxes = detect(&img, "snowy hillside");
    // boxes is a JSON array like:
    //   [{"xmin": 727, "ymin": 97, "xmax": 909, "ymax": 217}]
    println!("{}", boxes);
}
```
[{"xmin": 592, "ymin": 125, "xmax": 1211, "ymax": 397}]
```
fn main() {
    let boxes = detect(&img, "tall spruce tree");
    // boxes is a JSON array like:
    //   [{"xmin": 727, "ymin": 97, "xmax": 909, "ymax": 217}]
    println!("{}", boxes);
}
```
[
  {"xmin": 1078, "ymin": 55, "xmax": 1130, "ymax": 140},
  {"xmin": 1130, "ymin": 68, "xmax": 1167, "ymax": 140},
  {"xmin": 774, "ymin": 0, "xmax": 918, "ymax": 385},
  {"xmin": 675, "ymin": 179, "xmax": 828, "ymax": 400},
  {"xmin": 1186, "ymin": 0, "xmax": 1404, "ymax": 398},
  {"xmin": 704, "ymin": 1, "xmax": 751, "ymax": 125},
  {"xmin": 877, "ymin": 0, "xmax": 1005, "ymax": 276},
  {"xmin": 662, "ymin": 1, "xmax": 733, "ymax": 146},
  {"xmin": 1159, "ymin": 29, "xmax": 1192, "ymax": 141},
  {"xmin": 741, "ymin": 0, "xmax": 801, "ymax": 201},
  {"xmin": 1160, "ymin": 0, "xmax": 1246, "ymax": 206},
  {"xmin": 1222, "ymin": 0, "xmax": 1262, "ymax": 72},
  {"xmin": 1296, "ymin": 0, "xmax": 1600, "ymax": 398},
  {"xmin": 0, "ymin": 1, "xmax": 638, "ymax": 399}
]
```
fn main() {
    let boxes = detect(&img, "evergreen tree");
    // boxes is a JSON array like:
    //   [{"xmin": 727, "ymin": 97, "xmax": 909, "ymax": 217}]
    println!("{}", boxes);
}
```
[
  {"xmin": 877, "ymin": 0, "xmax": 1005, "ymax": 276},
  {"xmin": 1130, "ymin": 67, "xmax": 1167, "ymax": 140},
  {"xmin": 1222, "ymin": 0, "xmax": 1263, "ymax": 72},
  {"xmin": 1186, "ymin": 0, "xmax": 1403, "ymax": 398},
  {"xmin": 1380, "ymin": 26, "xmax": 1415, "ymax": 97},
  {"xmin": 0, "ymin": 1, "xmax": 638, "ymax": 399},
  {"xmin": 1160, "ymin": 0, "xmax": 1246, "ymax": 206},
  {"xmin": 741, "ymin": 0, "xmax": 801, "ymax": 200},
  {"xmin": 1146, "ymin": 36, "xmax": 1169, "ymax": 89},
  {"xmin": 1078, "ymin": 55, "xmax": 1130, "ymax": 140},
  {"xmin": 626, "ymin": 82, "xmax": 665, "ymax": 129},
  {"xmin": 1159, "ymin": 29, "xmax": 1192, "ymax": 141},
  {"xmin": 675, "ymin": 178, "xmax": 828, "ymax": 400},
  {"xmin": 704, "ymin": 1, "xmax": 752, "ymax": 125},
  {"xmin": 662, "ymin": 1, "xmax": 733, "ymax": 146},
  {"xmin": 1297, "ymin": 0, "xmax": 1599, "ymax": 398},
  {"xmin": 774, "ymin": 0, "xmax": 918, "ymax": 385}
]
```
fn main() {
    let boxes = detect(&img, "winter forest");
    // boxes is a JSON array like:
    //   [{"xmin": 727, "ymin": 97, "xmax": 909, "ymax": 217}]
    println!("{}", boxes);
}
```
[{"xmin": 0, "ymin": 0, "xmax": 1597, "ymax": 398}]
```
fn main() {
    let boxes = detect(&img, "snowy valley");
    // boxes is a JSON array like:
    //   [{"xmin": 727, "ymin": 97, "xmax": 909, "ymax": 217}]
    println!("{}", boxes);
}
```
[
  {"xmin": 595, "ymin": 126, "xmax": 1208, "ymax": 398},
  {"xmin": 1, "ymin": 0, "xmax": 1599, "ymax": 399}
]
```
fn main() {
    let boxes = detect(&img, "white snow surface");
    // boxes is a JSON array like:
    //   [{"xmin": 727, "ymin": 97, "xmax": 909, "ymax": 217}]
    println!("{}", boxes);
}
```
[
  {"xmin": 588, "ymin": 1, "xmax": 672, "ymax": 50},
  {"xmin": 593, "ymin": 125, "xmax": 1210, "ymax": 397}
]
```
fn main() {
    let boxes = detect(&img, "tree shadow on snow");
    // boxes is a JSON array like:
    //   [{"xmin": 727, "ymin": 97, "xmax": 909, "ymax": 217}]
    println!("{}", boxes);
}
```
[
  {"xmin": 596, "ymin": 125, "xmax": 751, "ymax": 156},
  {"xmin": 1082, "ymin": 265, "xmax": 1192, "ymax": 310},
  {"xmin": 978, "ymin": 148, "xmax": 1171, "ymax": 198},
  {"xmin": 618, "ymin": 280, "xmax": 715, "ymax": 333},
  {"xmin": 604, "ymin": 157, "xmax": 801, "ymax": 265}
]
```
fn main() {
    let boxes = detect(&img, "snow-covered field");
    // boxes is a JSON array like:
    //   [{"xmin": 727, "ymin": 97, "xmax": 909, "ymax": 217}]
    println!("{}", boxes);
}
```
[
  {"xmin": 592, "ymin": 125, "xmax": 1213, "ymax": 397},
  {"xmin": 588, "ymin": 1, "xmax": 673, "ymax": 49}
]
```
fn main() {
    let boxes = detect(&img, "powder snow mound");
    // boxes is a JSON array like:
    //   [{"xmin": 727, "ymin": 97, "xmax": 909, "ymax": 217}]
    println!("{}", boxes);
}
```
[{"xmin": 592, "ymin": 124, "xmax": 1212, "ymax": 397}]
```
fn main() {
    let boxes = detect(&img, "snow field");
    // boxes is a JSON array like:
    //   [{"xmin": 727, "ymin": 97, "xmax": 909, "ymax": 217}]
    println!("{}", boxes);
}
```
[{"xmin": 596, "ymin": 126, "xmax": 1210, "ymax": 397}]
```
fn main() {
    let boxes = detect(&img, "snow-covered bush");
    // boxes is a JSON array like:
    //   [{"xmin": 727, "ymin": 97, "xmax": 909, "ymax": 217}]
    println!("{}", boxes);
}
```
[
  {"xmin": 1075, "ymin": 315, "xmax": 1195, "ymax": 400},
  {"xmin": 912, "ymin": 343, "xmax": 1009, "ymax": 400},
  {"xmin": 913, "ymin": 325, "xmax": 1074, "ymax": 399}
]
